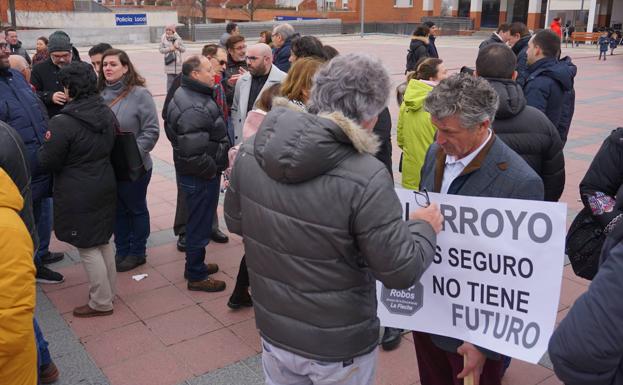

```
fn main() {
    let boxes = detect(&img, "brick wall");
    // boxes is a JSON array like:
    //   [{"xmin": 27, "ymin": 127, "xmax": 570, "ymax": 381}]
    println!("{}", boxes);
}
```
[{"xmin": 1, "ymin": 0, "xmax": 74, "ymax": 23}]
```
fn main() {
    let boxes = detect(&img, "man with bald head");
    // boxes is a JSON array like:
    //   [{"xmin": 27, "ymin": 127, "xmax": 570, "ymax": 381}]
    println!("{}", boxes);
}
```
[
  {"xmin": 9, "ymin": 55, "xmax": 31, "ymax": 83},
  {"xmin": 231, "ymin": 43, "xmax": 286, "ymax": 144}
]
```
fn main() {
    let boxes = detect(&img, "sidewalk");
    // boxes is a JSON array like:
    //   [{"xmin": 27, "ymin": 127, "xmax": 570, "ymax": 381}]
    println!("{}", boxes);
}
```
[{"xmin": 37, "ymin": 34, "xmax": 622, "ymax": 385}]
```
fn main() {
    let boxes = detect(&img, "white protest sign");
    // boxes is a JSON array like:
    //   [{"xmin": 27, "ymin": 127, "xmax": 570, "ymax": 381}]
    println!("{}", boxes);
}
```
[{"xmin": 377, "ymin": 189, "xmax": 566, "ymax": 364}]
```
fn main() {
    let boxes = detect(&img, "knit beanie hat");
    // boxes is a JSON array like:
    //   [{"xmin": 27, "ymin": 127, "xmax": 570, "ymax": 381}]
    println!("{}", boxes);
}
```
[{"xmin": 48, "ymin": 31, "xmax": 72, "ymax": 53}]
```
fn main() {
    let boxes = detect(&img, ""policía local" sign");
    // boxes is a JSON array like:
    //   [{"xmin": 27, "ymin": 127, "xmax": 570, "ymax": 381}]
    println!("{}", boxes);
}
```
[
  {"xmin": 115, "ymin": 14, "xmax": 147, "ymax": 26},
  {"xmin": 377, "ymin": 189, "xmax": 566, "ymax": 364}
]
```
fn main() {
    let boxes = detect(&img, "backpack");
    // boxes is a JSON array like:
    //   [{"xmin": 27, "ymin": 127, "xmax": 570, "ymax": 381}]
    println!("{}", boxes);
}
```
[{"xmin": 406, "ymin": 49, "xmax": 416, "ymax": 73}]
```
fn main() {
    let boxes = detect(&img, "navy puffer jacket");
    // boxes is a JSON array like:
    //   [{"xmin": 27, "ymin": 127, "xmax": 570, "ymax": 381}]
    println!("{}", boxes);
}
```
[
  {"xmin": 0, "ymin": 68, "xmax": 51, "ymax": 201},
  {"xmin": 523, "ymin": 57, "xmax": 574, "ymax": 139},
  {"xmin": 556, "ymin": 56, "xmax": 577, "ymax": 144}
]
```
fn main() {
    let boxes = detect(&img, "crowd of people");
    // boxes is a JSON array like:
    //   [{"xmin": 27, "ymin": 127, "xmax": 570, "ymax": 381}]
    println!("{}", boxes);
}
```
[{"xmin": 0, "ymin": 18, "xmax": 621, "ymax": 385}]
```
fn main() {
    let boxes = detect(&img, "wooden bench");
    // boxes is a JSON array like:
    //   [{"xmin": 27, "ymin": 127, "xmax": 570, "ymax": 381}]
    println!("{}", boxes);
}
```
[{"xmin": 571, "ymin": 32, "xmax": 600, "ymax": 45}]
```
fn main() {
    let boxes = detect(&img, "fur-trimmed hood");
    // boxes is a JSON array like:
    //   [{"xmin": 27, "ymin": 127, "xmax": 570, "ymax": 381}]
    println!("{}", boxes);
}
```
[
  {"xmin": 253, "ymin": 102, "xmax": 380, "ymax": 184},
  {"xmin": 411, "ymin": 36, "xmax": 429, "ymax": 45}
]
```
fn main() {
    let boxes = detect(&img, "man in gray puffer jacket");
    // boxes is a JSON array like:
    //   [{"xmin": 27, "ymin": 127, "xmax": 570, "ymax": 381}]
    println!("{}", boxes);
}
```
[{"xmin": 224, "ymin": 53, "xmax": 442, "ymax": 384}]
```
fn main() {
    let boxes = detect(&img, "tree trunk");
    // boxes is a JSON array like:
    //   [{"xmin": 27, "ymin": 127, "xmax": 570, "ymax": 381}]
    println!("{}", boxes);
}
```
[
  {"xmin": 201, "ymin": 0, "xmax": 207, "ymax": 23},
  {"xmin": 9, "ymin": 0, "xmax": 17, "ymax": 27}
]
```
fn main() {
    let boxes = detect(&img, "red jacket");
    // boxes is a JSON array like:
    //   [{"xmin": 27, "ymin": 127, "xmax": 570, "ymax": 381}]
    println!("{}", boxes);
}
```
[{"xmin": 550, "ymin": 20, "xmax": 562, "ymax": 38}]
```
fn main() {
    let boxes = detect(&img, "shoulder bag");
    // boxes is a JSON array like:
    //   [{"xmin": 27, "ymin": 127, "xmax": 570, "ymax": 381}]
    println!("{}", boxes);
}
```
[
  {"xmin": 108, "ymin": 88, "xmax": 147, "ymax": 182},
  {"xmin": 565, "ymin": 207, "xmax": 605, "ymax": 280},
  {"xmin": 164, "ymin": 51, "xmax": 176, "ymax": 65}
]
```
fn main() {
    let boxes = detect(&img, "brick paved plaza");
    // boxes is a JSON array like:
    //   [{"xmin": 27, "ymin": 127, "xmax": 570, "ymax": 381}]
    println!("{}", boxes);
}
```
[{"xmin": 36, "ymin": 34, "xmax": 622, "ymax": 385}]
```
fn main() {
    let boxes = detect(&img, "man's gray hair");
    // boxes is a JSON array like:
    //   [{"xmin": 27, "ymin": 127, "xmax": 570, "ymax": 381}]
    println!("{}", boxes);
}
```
[
  {"xmin": 424, "ymin": 73, "xmax": 499, "ymax": 128},
  {"xmin": 308, "ymin": 53, "xmax": 390, "ymax": 124},
  {"xmin": 272, "ymin": 23, "xmax": 295, "ymax": 40}
]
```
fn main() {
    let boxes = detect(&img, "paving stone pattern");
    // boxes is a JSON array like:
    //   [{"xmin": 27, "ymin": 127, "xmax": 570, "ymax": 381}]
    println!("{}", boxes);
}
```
[{"xmin": 36, "ymin": 34, "xmax": 621, "ymax": 385}]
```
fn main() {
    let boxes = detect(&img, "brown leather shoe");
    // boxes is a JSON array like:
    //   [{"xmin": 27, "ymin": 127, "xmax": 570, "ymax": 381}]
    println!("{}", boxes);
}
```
[
  {"xmin": 40, "ymin": 362, "xmax": 59, "ymax": 384},
  {"xmin": 73, "ymin": 304, "xmax": 113, "ymax": 318},
  {"xmin": 187, "ymin": 278, "xmax": 226, "ymax": 292}
]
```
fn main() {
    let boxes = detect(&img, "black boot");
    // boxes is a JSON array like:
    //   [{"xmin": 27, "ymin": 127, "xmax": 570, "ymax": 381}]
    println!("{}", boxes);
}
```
[
  {"xmin": 177, "ymin": 234, "xmax": 186, "ymax": 252},
  {"xmin": 211, "ymin": 229, "xmax": 229, "ymax": 243},
  {"xmin": 227, "ymin": 286, "xmax": 253, "ymax": 309},
  {"xmin": 116, "ymin": 255, "xmax": 146, "ymax": 272},
  {"xmin": 381, "ymin": 327, "xmax": 403, "ymax": 351}
]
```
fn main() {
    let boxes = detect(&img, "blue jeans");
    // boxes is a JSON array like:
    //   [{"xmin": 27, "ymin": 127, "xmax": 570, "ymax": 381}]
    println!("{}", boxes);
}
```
[
  {"xmin": 33, "ymin": 198, "xmax": 53, "ymax": 264},
  {"xmin": 34, "ymin": 318, "xmax": 51, "ymax": 368},
  {"xmin": 177, "ymin": 174, "xmax": 220, "ymax": 282},
  {"xmin": 114, "ymin": 169, "xmax": 152, "ymax": 257}
]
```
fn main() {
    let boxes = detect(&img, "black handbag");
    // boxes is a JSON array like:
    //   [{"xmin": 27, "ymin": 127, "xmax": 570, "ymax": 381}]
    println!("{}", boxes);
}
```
[
  {"xmin": 108, "ymin": 90, "xmax": 147, "ymax": 182},
  {"xmin": 565, "ymin": 207, "xmax": 605, "ymax": 280},
  {"xmin": 164, "ymin": 52, "xmax": 176, "ymax": 65}
]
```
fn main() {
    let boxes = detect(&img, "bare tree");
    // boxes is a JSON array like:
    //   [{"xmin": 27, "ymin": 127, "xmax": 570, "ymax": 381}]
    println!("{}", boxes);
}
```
[
  {"xmin": 9, "ymin": 0, "xmax": 17, "ymax": 27},
  {"xmin": 197, "ymin": 0, "xmax": 208, "ymax": 23},
  {"xmin": 232, "ymin": 0, "xmax": 257, "ymax": 21}
]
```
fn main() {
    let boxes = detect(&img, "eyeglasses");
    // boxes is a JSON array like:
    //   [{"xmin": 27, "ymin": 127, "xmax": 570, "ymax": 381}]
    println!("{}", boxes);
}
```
[
  {"xmin": 414, "ymin": 189, "xmax": 430, "ymax": 208},
  {"xmin": 51, "ymin": 53, "xmax": 71, "ymax": 60}
]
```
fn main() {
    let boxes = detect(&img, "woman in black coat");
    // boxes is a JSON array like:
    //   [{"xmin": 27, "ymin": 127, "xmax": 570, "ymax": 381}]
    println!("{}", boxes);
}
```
[
  {"xmin": 580, "ymin": 127, "xmax": 623, "ymax": 230},
  {"xmin": 39, "ymin": 62, "xmax": 117, "ymax": 318},
  {"xmin": 405, "ymin": 25, "xmax": 431, "ymax": 73}
]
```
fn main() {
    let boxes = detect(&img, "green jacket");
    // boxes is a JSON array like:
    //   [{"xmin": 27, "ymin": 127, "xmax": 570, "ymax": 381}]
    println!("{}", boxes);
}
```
[{"xmin": 397, "ymin": 79, "xmax": 436, "ymax": 190}]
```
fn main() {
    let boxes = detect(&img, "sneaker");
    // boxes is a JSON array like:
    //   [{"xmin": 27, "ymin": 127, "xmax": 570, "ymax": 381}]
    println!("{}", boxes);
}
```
[
  {"xmin": 227, "ymin": 286, "xmax": 253, "ymax": 309},
  {"xmin": 188, "ymin": 278, "xmax": 226, "ymax": 292},
  {"xmin": 36, "ymin": 265, "xmax": 65, "ymax": 284},
  {"xmin": 39, "ymin": 362, "xmax": 59, "ymax": 384},
  {"xmin": 73, "ymin": 304, "xmax": 113, "ymax": 318},
  {"xmin": 116, "ymin": 255, "xmax": 146, "ymax": 272},
  {"xmin": 184, "ymin": 264, "xmax": 219, "ymax": 279},
  {"xmin": 40, "ymin": 251, "xmax": 65, "ymax": 265}
]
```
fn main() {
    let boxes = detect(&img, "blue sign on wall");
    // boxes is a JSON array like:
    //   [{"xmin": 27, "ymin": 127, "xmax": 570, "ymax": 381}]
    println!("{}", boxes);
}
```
[
  {"xmin": 115, "ymin": 14, "xmax": 147, "ymax": 26},
  {"xmin": 274, "ymin": 16, "xmax": 324, "ymax": 21}
]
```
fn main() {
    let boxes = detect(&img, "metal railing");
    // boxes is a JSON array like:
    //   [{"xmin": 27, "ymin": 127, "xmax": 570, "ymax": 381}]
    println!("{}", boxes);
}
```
[
  {"xmin": 178, "ymin": 18, "xmax": 343, "ymax": 41},
  {"xmin": 73, "ymin": 0, "xmax": 112, "ymax": 12}
]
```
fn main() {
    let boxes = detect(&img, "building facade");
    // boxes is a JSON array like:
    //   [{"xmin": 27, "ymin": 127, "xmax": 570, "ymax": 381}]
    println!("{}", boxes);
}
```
[{"xmin": 2, "ymin": 0, "xmax": 620, "ymax": 32}]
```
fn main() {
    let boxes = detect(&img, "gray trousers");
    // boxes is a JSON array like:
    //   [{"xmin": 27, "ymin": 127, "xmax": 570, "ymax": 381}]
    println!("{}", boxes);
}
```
[{"xmin": 261, "ymin": 338, "xmax": 378, "ymax": 385}]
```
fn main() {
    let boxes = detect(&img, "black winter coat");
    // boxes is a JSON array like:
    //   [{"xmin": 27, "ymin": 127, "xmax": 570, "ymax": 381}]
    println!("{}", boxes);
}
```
[
  {"xmin": 479, "ymin": 33, "xmax": 504, "ymax": 49},
  {"xmin": 427, "ymin": 35, "xmax": 439, "ymax": 58},
  {"xmin": 31, "ymin": 58, "xmax": 65, "ymax": 118},
  {"xmin": 223, "ymin": 56, "xmax": 247, "ymax": 108},
  {"xmin": 512, "ymin": 34, "xmax": 531, "ymax": 86},
  {"xmin": 0, "ymin": 121, "xmax": 38, "ymax": 248},
  {"xmin": 549, "ymin": 229, "xmax": 623, "ymax": 385},
  {"xmin": 166, "ymin": 76, "xmax": 230, "ymax": 180},
  {"xmin": 38, "ymin": 96, "xmax": 117, "ymax": 248},
  {"xmin": 579, "ymin": 127, "xmax": 623, "ymax": 227},
  {"xmin": 406, "ymin": 37, "xmax": 429, "ymax": 73},
  {"xmin": 487, "ymin": 78, "xmax": 565, "ymax": 202},
  {"xmin": 372, "ymin": 107, "xmax": 393, "ymax": 176}
]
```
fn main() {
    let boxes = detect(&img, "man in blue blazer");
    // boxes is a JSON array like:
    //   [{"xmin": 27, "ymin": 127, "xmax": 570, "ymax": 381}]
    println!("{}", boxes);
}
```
[{"xmin": 416, "ymin": 73, "xmax": 544, "ymax": 385}]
